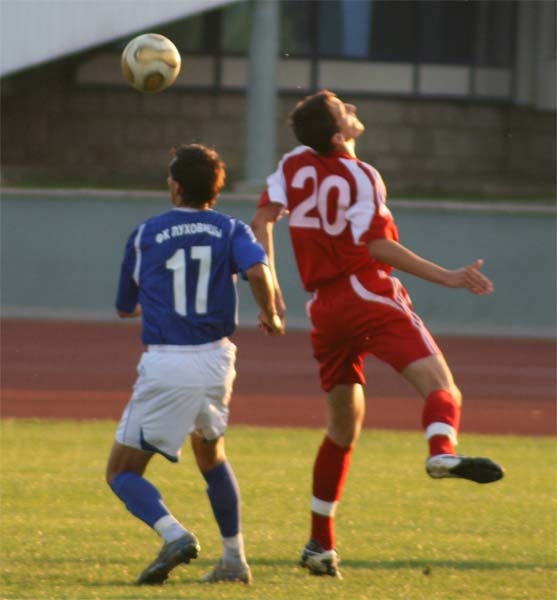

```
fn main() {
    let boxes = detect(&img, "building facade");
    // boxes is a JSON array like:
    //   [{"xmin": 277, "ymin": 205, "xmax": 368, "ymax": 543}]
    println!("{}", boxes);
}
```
[{"xmin": 1, "ymin": 0, "xmax": 555, "ymax": 196}]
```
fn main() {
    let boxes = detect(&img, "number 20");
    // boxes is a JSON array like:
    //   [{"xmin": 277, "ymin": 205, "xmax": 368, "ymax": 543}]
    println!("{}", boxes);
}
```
[
  {"xmin": 289, "ymin": 166, "xmax": 350, "ymax": 235},
  {"xmin": 165, "ymin": 246, "xmax": 211, "ymax": 316}
]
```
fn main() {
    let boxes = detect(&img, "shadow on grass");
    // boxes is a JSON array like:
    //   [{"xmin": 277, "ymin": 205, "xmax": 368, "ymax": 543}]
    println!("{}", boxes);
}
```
[
  {"xmin": 189, "ymin": 557, "xmax": 554, "ymax": 572},
  {"xmin": 26, "ymin": 557, "xmax": 555, "ymax": 590},
  {"xmin": 24, "ymin": 556, "xmax": 557, "ymax": 573},
  {"xmin": 243, "ymin": 557, "xmax": 555, "ymax": 572},
  {"xmin": 340, "ymin": 558, "xmax": 556, "ymax": 572}
]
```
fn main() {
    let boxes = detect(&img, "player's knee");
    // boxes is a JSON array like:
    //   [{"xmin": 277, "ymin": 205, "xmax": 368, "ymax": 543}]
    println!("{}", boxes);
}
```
[
  {"xmin": 449, "ymin": 385, "xmax": 462, "ymax": 407},
  {"xmin": 327, "ymin": 431, "xmax": 358, "ymax": 448},
  {"xmin": 328, "ymin": 424, "xmax": 362, "ymax": 447},
  {"xmin": 327, "ymin": 423, "xmax": 360, "ymax": 448},
  {"xmin": 105, "ymin": 466, "xmax": 116, "ymax": 487},
  {"xmin": 192, "ymin": 434, "xmax": 226, "ymax": 472},
  {"xmin": 196, "ymin": 443, "xmax": 226, "ymax": 472},
  {"xmin": 105, "ymin": 462, "xmax": 124, "ymax": 487}
]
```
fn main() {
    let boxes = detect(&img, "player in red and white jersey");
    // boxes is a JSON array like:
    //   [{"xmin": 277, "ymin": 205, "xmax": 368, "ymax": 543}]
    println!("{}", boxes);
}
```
[
  {"xmin": 259, "ymin": 143, "xmax": 399, "ymax": 295},
  {"xmin": 252, "ymin": 90, "xmax": 504, "ymax": 579}
]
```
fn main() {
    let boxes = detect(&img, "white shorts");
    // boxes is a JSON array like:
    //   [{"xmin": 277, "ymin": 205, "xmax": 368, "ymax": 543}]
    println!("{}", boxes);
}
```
[{"xmin": 115, "ymin": 338, "xmax": 237, "ymax": 462}]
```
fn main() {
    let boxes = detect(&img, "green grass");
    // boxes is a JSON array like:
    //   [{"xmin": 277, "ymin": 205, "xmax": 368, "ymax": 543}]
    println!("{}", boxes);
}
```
[{"xmin": 1, "ymin": 421, "xmax": 555, "ymax": 600}]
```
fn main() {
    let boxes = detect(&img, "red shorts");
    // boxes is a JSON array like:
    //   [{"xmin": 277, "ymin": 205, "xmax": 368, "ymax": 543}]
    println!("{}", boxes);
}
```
[{"xmin": 307, "ymin": 274, "xmax": 440, "ymax": 392}]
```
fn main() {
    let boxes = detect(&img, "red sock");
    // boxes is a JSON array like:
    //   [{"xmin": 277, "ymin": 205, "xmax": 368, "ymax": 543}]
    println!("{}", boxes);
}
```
[
  {"xmin": 310, "ymin": 436, "xmax": 353, "ymax": 550},
  {"xmin": 428, "ymin": 434, "xmax": 455, "ymax": 456},
  {"xmin": 422, "ymin": 390, "xmax": 461, "ymax": 456}
]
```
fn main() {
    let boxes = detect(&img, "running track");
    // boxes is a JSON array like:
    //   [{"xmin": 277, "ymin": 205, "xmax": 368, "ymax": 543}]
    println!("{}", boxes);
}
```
[{"xmin": 1, "ymin": 320, "xmax": 555, "ymax": 436}]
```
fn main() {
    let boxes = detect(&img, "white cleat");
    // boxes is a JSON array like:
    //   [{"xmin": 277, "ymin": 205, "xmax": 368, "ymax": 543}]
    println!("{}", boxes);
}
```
[{"xmin": 201, "ymin": 558, "xmax": 252, "ymax": 584}]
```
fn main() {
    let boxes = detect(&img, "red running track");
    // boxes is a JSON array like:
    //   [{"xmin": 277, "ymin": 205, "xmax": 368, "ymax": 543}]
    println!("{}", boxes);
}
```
[{"xmin": 1, "ymin": 319, "xmax": 555, "ymax": 436}]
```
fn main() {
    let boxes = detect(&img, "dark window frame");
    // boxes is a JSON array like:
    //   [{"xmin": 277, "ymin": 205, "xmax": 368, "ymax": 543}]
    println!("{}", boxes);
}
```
[{"xmin": 93, "ymin": 0, "xmax": 517, "ymax": 102}]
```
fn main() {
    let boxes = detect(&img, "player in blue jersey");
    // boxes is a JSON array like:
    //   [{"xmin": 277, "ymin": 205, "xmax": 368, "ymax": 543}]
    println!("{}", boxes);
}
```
[{"xmin": 105, "ymin": 144, "xmax": 283, "ymax": 586}]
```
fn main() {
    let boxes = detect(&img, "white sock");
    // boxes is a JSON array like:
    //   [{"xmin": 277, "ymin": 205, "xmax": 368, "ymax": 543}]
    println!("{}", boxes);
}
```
[
  {"xmin": 153, "ymin": 515, "xmax": 187, "ymax": 543},
  {"xmin": 222, "ymin": 532, "xmax": 246, "ymax": 564}
]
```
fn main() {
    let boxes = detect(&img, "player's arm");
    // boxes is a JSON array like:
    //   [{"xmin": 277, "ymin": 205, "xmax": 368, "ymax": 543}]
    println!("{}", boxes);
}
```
[
  {"xmin": 117, "ymin": 305, "xmax": 142, "ymax": 319},
  {"xmin": 367, "ymin": 238, "xmax": 494, "ymax": 295},
  {"xmin": 245, "ymin": 262, "xmax": 284, "ymax": 335},
  {"xmin": 115, "ymin": 229, "xmax": 142, "ymax": 317},
  {"xmin": 250, "ymin": 203, "xmax": 287, "ymax": 320}
]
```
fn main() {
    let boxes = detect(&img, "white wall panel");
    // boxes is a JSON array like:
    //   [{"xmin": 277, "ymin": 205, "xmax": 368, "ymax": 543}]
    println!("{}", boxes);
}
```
[
  {"xmin": 77, "ymin": 53, "xmax": 215, "ymax": 88},
  {"xmin": 319, "ymin": 61, "xmax": 413, "ymax": 94},
  {"xmin": 474, "ymin": 68, "xmax": 512, "ymax": 99},
  {"xmin": 419, "ymin": 65, "xmax": 470, "ymax": 96},
  {"xmin": 0, "ymin": 0, "xmax": 237, "ymax": 77}
]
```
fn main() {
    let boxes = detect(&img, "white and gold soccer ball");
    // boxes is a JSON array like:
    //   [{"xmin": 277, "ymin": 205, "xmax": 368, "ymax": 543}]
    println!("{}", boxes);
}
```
[{"xmin": 121, "ymin": 33, "xmax": 181, "ymax": 93}]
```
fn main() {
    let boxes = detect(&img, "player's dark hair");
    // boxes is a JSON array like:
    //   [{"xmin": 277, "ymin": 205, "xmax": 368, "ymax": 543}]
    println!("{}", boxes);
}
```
[
  {"xmin": 169, "ymin": 144, "xmax": 226, "ymax": 207},
  {"xmin": 288, "ymin": 90, "xmax": 340, "ymax": 155}
]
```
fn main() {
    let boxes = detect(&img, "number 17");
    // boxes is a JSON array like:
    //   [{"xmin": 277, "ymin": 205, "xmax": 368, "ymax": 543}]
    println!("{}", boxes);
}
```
[{"xmin": 165, "ymin": 246, "xmax": 211, "ymax": 316}]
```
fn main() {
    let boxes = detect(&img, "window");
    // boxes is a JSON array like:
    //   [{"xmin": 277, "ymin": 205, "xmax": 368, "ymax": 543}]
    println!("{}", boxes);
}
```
[
  {"xmin": 416, "ymin": 1, "xmax": 474, "ymax": 64},
  {"xmin": 476, "ymin": 1, "xmax": 515, "ymax": 67},
  {"xmin": 281, "ymin": 1, "xmax": 314, "ymax": 57},
  {"xmin": 370, "ymin": 1, "xmax": 417, "ymax": 62},
  {"xmin": 192, "ymin": 0, "xmax": 515, "ymax": 69},
  {"xmin": 156, "ymin": 13, "xmax": 214, "ymax": 54},
  {"xmin": 221, "ymin": 1, "xmax": 251, "ymax": 53},
  {"xmin": 318, "ymin": 0, "xmax": 373, "ymax": 58},
  {"xmin": 221, "ymin": 1, "xmax": 315, "ymax": 57}
]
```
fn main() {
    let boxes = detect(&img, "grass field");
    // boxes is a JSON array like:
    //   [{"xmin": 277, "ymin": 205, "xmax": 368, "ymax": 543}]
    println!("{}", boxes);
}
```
[{"xmin": 1, "ymin": 420, "xmax": 555, "ymax": 600}]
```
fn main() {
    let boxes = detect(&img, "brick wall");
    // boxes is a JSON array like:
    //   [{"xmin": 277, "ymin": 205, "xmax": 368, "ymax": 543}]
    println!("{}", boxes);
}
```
[{"xmin": 1, "ymin": 62, "xmax": 555, "ymax": 196}]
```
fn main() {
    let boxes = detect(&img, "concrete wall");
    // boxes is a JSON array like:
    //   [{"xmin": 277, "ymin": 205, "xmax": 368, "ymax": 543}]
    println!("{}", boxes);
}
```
[
  {"xmin": 1, "ymin": 189, "xmax": 554, "ymax": 338},
  {"xmin": 1, "ymin": 60, "xmax": 555, "ymax": 197}
]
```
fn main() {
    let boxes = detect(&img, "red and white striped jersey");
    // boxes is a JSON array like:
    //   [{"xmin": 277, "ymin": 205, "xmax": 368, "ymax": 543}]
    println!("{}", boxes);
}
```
[{"xmin": 258, "ymin": 146, "xmax": 399, "ymax": 292}]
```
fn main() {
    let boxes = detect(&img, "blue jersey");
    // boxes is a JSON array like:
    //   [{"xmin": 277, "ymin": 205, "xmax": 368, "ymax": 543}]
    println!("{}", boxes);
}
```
[{"xmin": 116, "ymin": 207, "xmax": 267, "ymax": 345}]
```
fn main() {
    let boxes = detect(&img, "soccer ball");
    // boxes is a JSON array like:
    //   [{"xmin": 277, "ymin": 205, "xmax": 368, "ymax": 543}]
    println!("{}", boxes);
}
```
[{"xmin": 121, "ymin": 33, "xmax": 181, "ymax": 93}]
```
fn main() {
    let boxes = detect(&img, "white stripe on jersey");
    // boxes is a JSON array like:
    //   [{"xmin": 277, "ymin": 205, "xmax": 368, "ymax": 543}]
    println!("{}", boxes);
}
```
[
  {"xmin": 349, "ymin": 274, "xmax": 402, "ymax": 312},
  {"xmin": 305, "ymin": 290, "xmax": 318, "ymax": 319},
  {"xmin": 349, "ymin": 274, "xmax": 438, "ymax": 355},
  {"xmin": 227, "ymin": 218, "xmax": 240, "ymax": 326},
  {"xmin": 229, "ymin": 218, "xmax": 237, "ymax": 238},
  {"xmin": 132, "ymin": 224, "xmax": 146, "ymax": 285},
  {"xmin": 267, "ymin": 146, "xmax": 313, "ymax": 206},
  {"xmin": 358, "ymin": 162, "xmax": 392, "ymax": 218},
  {"xmin": 340, "ymin": 158, "xmax": 376, "ymax": 244},
  {"xmin": 390, "ymin": 277, "xmax": 439, "ymax": 354}
]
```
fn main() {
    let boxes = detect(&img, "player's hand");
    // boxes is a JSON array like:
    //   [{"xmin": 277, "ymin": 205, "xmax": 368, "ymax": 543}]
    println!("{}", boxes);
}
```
[
  {"xmin": 117, "ymin": 304, "xmax": 142, "ymax": 318},
  {"xmin": 258, "ymin": 312, "xmax": 285, "ymax": 335},
  {"xmin": 446, "ymin": 259, "xmax": 494, "ymax": 295}
]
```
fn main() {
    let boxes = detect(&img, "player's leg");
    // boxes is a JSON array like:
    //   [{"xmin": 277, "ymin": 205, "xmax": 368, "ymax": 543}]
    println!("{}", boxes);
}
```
[
  {"xmin": 313, "ymin": 383, "xmax": 364, "ymax": 549},
  {"xmin": 402, "ymin": 353, "xmax": 462, "ymax": 456},
  {"xmin": 106, "ymin": 442, "xmax": 190, "ymax": 542},
  {"xmin": 191, "ymin": 433, "xmax": 251, "ymax": 584},
  {"xmin": 327, "ymin": 383, "xmax": 366, "ymax": 447},
  {"xmin": 351, "ymin": 275, "xmax": 504, "ymax": 485},
  {"xmin": 301, "ymin": 286, "xmax": 368, "ymax": 577},
  {"xmin": 301, "ymin": 383, "xmax": 364, "ymax": 579},
  {"xmin": 402, "ymin": 353, "xmax": 504, "ymax": 483},
  {"xmin": 108, "ymin": 349, "xmax": 207, "ymax": 584},
  {"xmin": 192, "ymin": 340, "xmax": 251, "ymax": 584},
  {"xmin": 106, "ymin": 442, "xmax": 200, "ymax": 585}
]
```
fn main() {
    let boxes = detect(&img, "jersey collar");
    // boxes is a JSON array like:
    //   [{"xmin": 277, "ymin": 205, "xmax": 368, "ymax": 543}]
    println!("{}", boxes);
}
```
[
  {"xmin": 327, "ymin": 150, "xmax": 354, "ymax": 160},
  {"xmin": 172, "ymin": 207, "xmax": 212, "ymax": 213}
]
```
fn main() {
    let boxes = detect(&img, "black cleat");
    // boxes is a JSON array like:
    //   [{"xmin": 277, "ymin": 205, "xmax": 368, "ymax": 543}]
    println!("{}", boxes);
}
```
[
  {"xmin": 300, "ymin": 539, "xmax": 342, "ymax": 578},
  {"xmin": 426, "ymin": 454, "xmax": 504, "ymax": 484}
]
